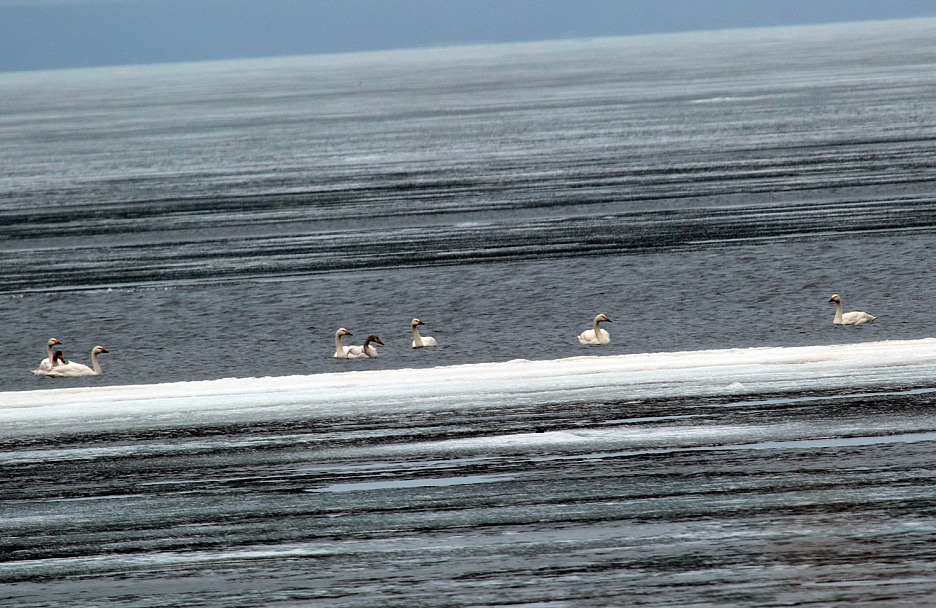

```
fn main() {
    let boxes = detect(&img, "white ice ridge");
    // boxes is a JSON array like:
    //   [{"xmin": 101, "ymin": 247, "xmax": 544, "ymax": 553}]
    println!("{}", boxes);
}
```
[{"xmin": 2, "ymin": 338, "xmax": 936, "ymax": 437}]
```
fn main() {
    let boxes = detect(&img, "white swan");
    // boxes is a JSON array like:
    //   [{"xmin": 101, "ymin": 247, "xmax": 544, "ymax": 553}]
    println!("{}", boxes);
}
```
[
  {"xmin": 829, "ymin": 294, "xmax": 877, "ymax": 325},
  {"xmin": 578, "ymin": 313, "xmax": 612, "ymax": 345},
  {"xmin": 33, "ymin": 350, "xmax": 68, "ymax": 376},
  {"xmin": 333, "ymin": 328, "xmax": 354, "ymax": 358},
  {"xmin": 44, "ymin": 346, "xmax": 109, "ymax": 377},
  {"xmin": 33, "ymin": 337, "xmax": 62, "ymax": 374},
  {"xmin": 346, "ymin": 335, "xmax": 384, "ymax": 359},
  {"xmin": 411, "ymin": 318, "xmax": 437, "ymax": 348}
]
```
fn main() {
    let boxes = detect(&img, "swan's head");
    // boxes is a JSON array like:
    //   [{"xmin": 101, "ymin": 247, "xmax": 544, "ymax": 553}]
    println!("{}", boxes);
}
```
[
  {"xmin": 53, "ymin": 351, "xmax": 66, "ymax": 364},
  {"xmin": 595, "ymin": 314, "xmax": 612, "ymax": 323},
  {"xmin": 411, "ymin": 318, "xmax": 424, "ymax": 327},
  {"xmin": 92, "ymin": 346, "xmax": 109, "ymax": 355},
  {"xmin": 829, "ymin": 294, "xmax": 841, "ymax": 303},
  {"xmin": 47, "ymin": 338, "xmax": 62, "ymax": 347},
  {"xmin": 365, "ymin": 335, "xmax": 384, "ymax": 346},
  {"xmin": 336, "ymin": 327, "xmax": 352, "ymax": 337}
]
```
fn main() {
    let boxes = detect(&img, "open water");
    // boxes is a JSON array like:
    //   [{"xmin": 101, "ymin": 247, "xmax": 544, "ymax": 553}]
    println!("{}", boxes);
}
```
[{"xmin": 2, "ymin": 18, "xmax": 936, "ymax": 607}]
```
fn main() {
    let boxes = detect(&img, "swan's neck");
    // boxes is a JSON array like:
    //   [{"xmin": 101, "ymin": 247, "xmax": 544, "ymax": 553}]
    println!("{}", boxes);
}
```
[
  {"xmin": 834, "ymin": 301, "xmax": 844, "ymax": 324},
  {"xmin": 593, "ymin": 318, "xmax": 602, "ymax": 334},
  {"xmin": 335, "ymin": 333, "xmax": 345, "ymax": 355},
  {"xmin": 411, "ymin": 325, "xmax": 423, "ymax": 347},
  {"xmin": 47, "ymin": 343, "xmax": 54, "ymax": 361},
  {"xmin": 91, "ymin": 351, "xmax": 102, "ymax": 375}
]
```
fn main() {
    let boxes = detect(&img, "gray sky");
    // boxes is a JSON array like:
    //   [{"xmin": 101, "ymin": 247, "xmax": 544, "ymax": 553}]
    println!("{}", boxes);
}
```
[{"xmin": 3, "ymin": 0, "xmax": 936, "ymax": 73}]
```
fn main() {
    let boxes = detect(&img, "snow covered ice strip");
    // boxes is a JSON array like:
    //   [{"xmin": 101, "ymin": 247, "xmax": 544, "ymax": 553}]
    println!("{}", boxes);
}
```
[{"xmin": 2, "ymin": 338, "xmax": 936, "ymax": 437}]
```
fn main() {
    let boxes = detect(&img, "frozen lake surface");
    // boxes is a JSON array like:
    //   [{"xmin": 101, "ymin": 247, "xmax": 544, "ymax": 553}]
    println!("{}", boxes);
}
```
[
  {"xmin": 3, "ymin": 17, "xmax": 936, "ymax": 606},
  {"xmin": 4, "ymin": 339, "xmax": 936, "ymax": 606}
]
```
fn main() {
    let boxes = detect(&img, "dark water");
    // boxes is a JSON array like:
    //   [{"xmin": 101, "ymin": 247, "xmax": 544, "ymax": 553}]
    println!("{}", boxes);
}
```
[
  {"xmin": 3, "ymin": 20, "xmax": 936, "ymax": 389},
  {"xmin": 4, "ymin": 387, "xmax": 936, "ymax": 606},
  {"xmin": 3, "ymin": 18, "xmax": 936, "ymax": 607}
]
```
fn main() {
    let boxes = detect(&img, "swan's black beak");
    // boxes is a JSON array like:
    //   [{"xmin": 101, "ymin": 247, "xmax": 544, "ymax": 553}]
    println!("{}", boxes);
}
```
[
  {"xmin": 100, "ymin": 348, "xmax": 109, "ymax": 353},
  {"xmin": 375, "ymin": 337, "xmax": 385, "ymax": 345}
]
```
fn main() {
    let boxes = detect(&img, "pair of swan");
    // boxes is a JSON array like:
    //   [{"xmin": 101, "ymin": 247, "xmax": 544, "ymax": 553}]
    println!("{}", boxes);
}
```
[
  {"xmin": 575, "ymin": 294, "xmax": 873, "ymax": 346},
  {"xmin": 829, "ymin": 294, "xmax": 877, "ymax": 325},
  {"xmin": 33, "ymin": 339, "xmax": 109, "ymax": 376},
  {"xmin": 334, "ymin": 328, "xmax": 384, "ymax": 359}
]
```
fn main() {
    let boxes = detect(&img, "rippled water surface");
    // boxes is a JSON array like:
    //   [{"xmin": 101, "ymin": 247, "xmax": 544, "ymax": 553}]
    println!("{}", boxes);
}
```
[{"xmin": 3, "ymin": 18, "xmax": 936, "ymax": 607}]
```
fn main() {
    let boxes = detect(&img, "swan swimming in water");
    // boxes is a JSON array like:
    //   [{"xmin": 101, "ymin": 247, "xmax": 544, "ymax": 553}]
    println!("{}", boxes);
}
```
[
  {"xmin": 411, "ymin": 318, "xmax": 437, "ymax": 348},
  {"xmin": 829, "ymin": 294, "xmax": 877, "ymax": 325},
  {"xmin": 33, "ymin": 337, "xmax": 62, "ymax": 374},
  {"xmin": 333, "ymin": 328, "xmax": 354, "ymax": 358},
  {"xmin": 578, "ymin": 313, "xmax": 612, "ymax": 345},
  {"xmin": 346, "ymin": 335, "xmax": 384, "ymax": 359},
  {"xmin": 42, "ymin": 346, "xmax": 109, "ymax": 377},
  {"xmin": 33, "ymin": 350, "xmax": 68, "ymax": 375}
]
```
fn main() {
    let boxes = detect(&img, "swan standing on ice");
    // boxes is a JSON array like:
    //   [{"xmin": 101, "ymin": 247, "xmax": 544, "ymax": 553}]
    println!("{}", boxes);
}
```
[
  {"xmin": 411, "ymin": 318, "xmax": 437, "ymax": 348},
  {"xmin": 43, "ymin": 346, "xmax": 109, "ymax": 377},
  {"xmin": 578, "ymin": 314, "xmax": 612, "ymax": 345},
  {"xmin": 346, "ymin": 335, "xmax": 384, "ymax": 359},
  {"xmin": 829, "ymin": 294, "xmax": 877, "ymax": 325},
  {"xmin": 33, "ymin": 337, "xmax": 62, "ymax": 373},
  {"xmin": 334, "ymin": 328, "xmax": 354, "ymax": 358}
]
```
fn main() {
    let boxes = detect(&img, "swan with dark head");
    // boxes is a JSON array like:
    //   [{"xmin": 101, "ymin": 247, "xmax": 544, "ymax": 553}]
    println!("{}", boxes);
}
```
[{"xmin": 346, "ymin": 335, "xmax": 384, "ymax": 359}]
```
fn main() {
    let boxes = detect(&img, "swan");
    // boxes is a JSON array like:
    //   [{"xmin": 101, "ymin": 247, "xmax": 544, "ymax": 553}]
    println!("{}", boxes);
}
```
[
  {"xmin": 33, "ymin": 337, "xmax": 62, "ymax": 373},
  {"xmin": 346, "ymin": 335, "xmax": 384, "ymax": 359},
  {"xmin": 411, "ymin": 318, "xmax": 437, "ymax": 348},
  {"xmin": 33, "ymin": 350, "xmax": 69, "ymax": 376},
  {"xmin": 44, "ymin": 346, "xmax": 109, "ymax": 377},
  {"xmin": 578, "ymin": 313, "xmax": 612, "ymax": 345},
  {"xmin": 333, "ymin": 328, "xmax": 354, "ymax": 358},
  {"xmin": 829, "ymin": 294, "xmax": 877, "ymax": 325}
]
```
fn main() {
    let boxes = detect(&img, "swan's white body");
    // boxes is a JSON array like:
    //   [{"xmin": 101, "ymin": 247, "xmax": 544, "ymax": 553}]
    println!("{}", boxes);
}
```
[
  {"xmin": 346, "ymin": 335, "xmax": 384, "ymax": 359},
  {"xmin": 333, "ymin": 328, "xmax": 354, "ymax": 358},
  {"xmin": 578, "ymin": 314, "xmax": 612, "ymax": 345},
  {"xmin": 411, "ymin": 319, "xmax": 437, "ymax": 348},
  {"xmin": 41, "ymin": 346, "xmax": 108, "ymax": 377},
  {"xmin": 33, "ymin": 338, "xmax": 62, "ymax": 374},
  {"xmin": 829, "ymin": 294, "xmax": 876, "ymax": 325}
]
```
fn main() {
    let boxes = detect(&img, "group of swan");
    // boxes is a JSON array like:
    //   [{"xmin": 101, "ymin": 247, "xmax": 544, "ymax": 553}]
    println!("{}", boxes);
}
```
[
  {"xmin": 31, "ymin": 295, "xmax": 876, "ymax": 376},
  {"xmin": 32, "ymin": 338, "xmax": 109, "ymax": 377},
  {"xmin": 334, "ymin": 318, "xmax": 439, "ymax": 359},
  {"xmin": 334, "ymin": 329, "xmax": 385, "ymax": 359}
]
